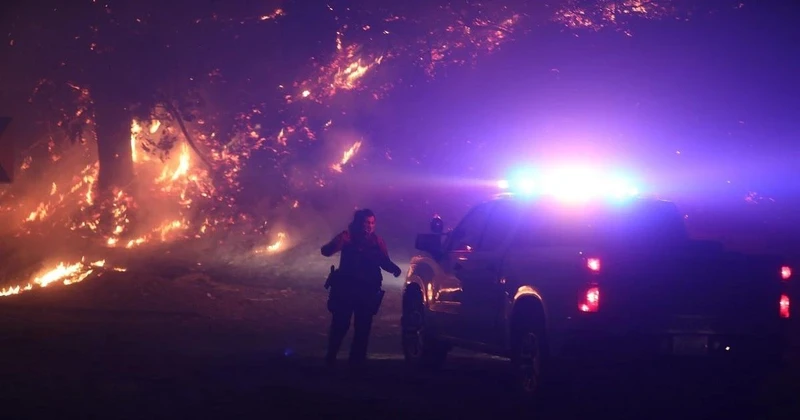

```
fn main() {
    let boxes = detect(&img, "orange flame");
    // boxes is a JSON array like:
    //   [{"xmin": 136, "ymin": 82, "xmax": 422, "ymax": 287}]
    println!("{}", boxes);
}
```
[
  {"xmin": 0, "ymin": 259, "xmax": 123, "ymax": 298},
  {"xmin": 331, "ymin": 141, "xmax": 362, "ymax": 173},
  {"xmin": 0, "ymin": 1, "xmax": 685, "ymax": 300},
  {"xmin": 254, "ymin": 232, "xmax": 287, "ymax": 254}
]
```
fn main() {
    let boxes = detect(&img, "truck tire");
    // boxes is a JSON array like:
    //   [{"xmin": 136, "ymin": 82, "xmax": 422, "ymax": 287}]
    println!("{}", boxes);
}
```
[
  {"xmin": 401, "ymin": 292, "xmax": 448, "ymax": 370},
  {"xmin": 510, "ymin": 312, "xmax": 549, "ymax": 403}
]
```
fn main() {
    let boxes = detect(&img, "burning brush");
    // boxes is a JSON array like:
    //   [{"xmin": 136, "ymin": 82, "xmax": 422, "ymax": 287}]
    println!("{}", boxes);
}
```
[
  {"xmin": 0, "ymin": 0, "xmax": 685, "ymax": 299},
  {"xmin": 0, "ymin": 258, "xmax": 125, "ymax": 298}
]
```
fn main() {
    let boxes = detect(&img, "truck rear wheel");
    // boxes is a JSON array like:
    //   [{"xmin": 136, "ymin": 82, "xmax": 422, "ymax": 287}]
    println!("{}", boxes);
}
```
[
  {"xmin": 401, "ymin": 297, "xmax": 448, "ymax": 370},
  {"xmin": 510, "ymin": 315, "xmax": 549, "ymax": 403}
]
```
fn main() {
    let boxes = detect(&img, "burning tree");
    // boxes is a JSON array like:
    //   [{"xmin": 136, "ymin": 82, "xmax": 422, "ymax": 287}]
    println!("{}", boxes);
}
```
[
  {"xmin": 1, "ymin": 1, "xmax": 295, "ymax": 244},
  {"xmin": 0, "ymin": 0, "xmax": 737, "ymax": 296}
]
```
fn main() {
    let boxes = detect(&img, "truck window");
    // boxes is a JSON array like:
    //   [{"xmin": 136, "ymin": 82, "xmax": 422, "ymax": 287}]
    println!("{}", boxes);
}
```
[
  {"xmin": 510, "ymin": 199, "xmax": 688, "ymax": 248},
  {"xmin": 446, "ymin": 202, "xmax": 494, "ymax": 252},
  {"xmin": 479, "ymin": 201, "xmax": 521, "ymax": 251},
  {"xmin": 599, "ymin": 200, "xmax": 688, "ymax": 245},
  {"xmin": 512, "ymin": 213, "xmax": 594, "ymax": 247}
]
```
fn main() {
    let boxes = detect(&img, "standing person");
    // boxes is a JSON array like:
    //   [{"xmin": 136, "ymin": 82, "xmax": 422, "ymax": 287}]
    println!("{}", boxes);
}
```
[{"xmin": 321, "ymin": 208, "xmax": 402, "ymax": 368}]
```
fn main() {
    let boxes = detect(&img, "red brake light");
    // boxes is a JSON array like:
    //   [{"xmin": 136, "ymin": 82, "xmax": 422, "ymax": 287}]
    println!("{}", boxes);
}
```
[
  {"xmin": 579, "ymin": 286, "xmax": 600, "ymax": 313},
  {"xmin": 781, "ymin": 266, "xmax": 792, "ymax": 281},
  {"xmin": 780, "ymin": 294, "xmax": 790, "ymax": 319},
  {"xmin": 587, "ymin": 257, "xmax": 601, "ymax": 272}
]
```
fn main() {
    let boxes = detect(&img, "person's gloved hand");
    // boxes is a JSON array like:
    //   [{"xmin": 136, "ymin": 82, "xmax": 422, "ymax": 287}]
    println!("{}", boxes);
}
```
[{"xmin": 392, "ymin": 266, "xmax": 402, "ymax": 278}]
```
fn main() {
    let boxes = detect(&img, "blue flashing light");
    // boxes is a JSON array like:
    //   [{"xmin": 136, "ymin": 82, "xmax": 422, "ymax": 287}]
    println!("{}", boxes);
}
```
[{"xmin": 497, "ymin": 167, "xmax": 640, "ymax": 202}]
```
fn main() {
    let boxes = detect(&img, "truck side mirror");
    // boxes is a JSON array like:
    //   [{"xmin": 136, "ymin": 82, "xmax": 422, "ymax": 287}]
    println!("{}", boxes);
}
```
[{"xmin": 430, "ymin": 215, "xmax": 444, "ymax": 234}]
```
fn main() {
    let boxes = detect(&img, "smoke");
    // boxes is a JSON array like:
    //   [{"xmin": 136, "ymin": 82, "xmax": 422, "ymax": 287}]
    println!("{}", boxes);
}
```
[{"xmin": 3, "ymin": 0, "xmax": 749, "ymax": 295}]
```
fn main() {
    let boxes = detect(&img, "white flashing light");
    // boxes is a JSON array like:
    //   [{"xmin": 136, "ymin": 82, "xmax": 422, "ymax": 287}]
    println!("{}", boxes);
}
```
[
  {"xmin": 497, "ymin": 166, "xmax": 640, "ymax": 202},
  {"xmin": 518, "ymin": 178, "xmax": 536, "ymax": 194}
]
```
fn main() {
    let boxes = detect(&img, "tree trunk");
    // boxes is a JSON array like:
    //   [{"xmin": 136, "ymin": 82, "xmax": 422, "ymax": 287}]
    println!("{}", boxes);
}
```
[
  {"xmin": 93, "ymin": 95, "xmax": 134, "ymax": 194},
  {"xmin": 92, "ymin": 87, "xmax": 136, "ymax": 236}
]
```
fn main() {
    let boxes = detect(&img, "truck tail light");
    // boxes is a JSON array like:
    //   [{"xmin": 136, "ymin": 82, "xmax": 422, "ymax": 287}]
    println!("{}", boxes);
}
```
[
  {"xmin": 780, "ymin": 294, "xmax": 790, "ymax": 319},
  {"xmin": 586, "ymin": 257, "xmax": 601, "ymax": 272},
  {"xmin": 781, "ymin": 266, "xmax": 792, "ymax": 281},
  {"xmin": 579, "ymin": 286, "xmax": 600, "ymax": 313}
]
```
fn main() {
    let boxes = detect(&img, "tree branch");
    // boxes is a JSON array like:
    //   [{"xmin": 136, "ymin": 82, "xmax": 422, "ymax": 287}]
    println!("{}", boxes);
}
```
[
  {"xmin": 472, "ymin": 23, "xmax": 516, "ymax": 36},
  {"xmin": 161, "ymin": 100, "xmax": 215, "ymax": 170}
]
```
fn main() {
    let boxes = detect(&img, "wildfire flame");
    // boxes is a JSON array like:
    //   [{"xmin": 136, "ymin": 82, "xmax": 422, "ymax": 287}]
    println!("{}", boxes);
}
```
[
  {"xmin": 0, "ymin": 259, "xmax": 125, "ymax": 298},
  {"xmin": 1, "ymin": 1, "xmax": 689, "ymax": 299},
  {"xmin": 553, "ymin": 0, "xmax": 673, "ymax": 35},
  {"xmin": 254, "ymin": 232, "xmax": 288, "ymax": 254},
  {"xmin": 331, "ymin": 141, "xmax": 362, "ymax": 173}
]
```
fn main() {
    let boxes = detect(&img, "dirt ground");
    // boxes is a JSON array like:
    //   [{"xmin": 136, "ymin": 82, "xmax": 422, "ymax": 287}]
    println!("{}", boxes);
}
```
[{"xmin": 1, "ymin": 262, "xmax": 799, "ymax": 419}]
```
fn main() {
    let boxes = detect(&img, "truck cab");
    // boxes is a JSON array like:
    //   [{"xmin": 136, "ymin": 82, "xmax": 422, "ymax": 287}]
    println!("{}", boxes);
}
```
[{"xmin": 401, "ymin": 193, "xmax": 790, "ymax": 399}]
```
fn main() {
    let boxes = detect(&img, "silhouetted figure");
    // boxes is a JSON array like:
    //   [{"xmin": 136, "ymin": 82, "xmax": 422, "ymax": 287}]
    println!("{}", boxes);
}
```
[{"xmin": 321, "ymin": 209, "xmax": 402, "ymax": 368}]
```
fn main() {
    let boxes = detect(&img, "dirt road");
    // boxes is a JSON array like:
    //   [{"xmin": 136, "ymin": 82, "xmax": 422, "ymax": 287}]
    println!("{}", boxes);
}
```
[{"xmin": 1, "ymin": 268, "xmax": 798, "ymax": 419}]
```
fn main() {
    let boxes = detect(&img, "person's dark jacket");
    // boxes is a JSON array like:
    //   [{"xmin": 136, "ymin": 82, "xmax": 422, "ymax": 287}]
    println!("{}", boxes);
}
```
[{"xmin": 321, "ymin": 230, "xmax": 401, "ymax": 292}]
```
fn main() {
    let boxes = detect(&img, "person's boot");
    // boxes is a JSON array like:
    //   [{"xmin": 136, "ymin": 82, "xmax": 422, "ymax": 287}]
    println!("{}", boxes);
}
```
[{"xmin": 326, "ymin": 327, "xmax": 346, "ymax": 370}]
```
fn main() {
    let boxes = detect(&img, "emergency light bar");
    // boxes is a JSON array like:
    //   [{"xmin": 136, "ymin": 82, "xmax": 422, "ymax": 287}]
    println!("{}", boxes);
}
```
[{"xmin": 497, "ymin": 166, "xmax": 640, "ymax": 202}]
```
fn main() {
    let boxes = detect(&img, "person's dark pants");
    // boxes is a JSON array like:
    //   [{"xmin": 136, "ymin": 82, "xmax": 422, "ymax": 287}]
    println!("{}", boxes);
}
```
[{"xmin": 326, "ymin": 292, "xmax": 376, "ymax": 366}]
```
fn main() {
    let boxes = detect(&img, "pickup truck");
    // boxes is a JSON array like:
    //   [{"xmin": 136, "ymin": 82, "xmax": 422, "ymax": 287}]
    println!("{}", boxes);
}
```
[{"xmin": 400, "ymin": 193, "xmax": 790, "ymax": 399}]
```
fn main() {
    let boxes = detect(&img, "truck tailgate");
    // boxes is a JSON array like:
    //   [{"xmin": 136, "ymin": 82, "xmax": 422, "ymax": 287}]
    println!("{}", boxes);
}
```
[{"xmin": 599, "ymin": 248, "xmax": 782, "ymax": 328}]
